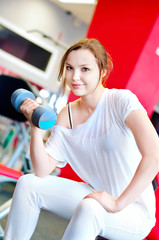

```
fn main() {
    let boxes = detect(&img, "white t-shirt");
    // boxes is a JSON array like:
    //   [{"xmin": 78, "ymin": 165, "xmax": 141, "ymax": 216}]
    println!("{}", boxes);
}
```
[{"xmin": 45, "ymin": 88, "xmax": 156, "ymax": 220}]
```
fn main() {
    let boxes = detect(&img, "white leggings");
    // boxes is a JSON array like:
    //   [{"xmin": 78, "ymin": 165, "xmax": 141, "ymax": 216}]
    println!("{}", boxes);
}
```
[{"xmin": 4, "ymin": 174, "xmax": 153, "ymax": 240}]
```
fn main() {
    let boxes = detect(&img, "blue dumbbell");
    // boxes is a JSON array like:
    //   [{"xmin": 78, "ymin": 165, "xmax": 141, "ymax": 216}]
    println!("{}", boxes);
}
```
[{"xmin": 11, "ymin": 88, "xmax": 57, "ymax": 130}]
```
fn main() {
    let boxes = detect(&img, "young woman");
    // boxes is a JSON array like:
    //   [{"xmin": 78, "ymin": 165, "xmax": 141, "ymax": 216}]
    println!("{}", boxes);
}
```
[{"xmin": 4, "ymin": 39, "xmax": 159, "ymax": 240}]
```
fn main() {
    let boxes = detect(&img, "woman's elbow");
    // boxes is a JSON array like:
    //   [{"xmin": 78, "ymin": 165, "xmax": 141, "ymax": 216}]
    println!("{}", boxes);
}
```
[
  {"xmin": 155, "ymin": 153, "xmax": 159, "ymax": 171},
  {"xmin": 150, "ymin": 150, "xmax": 159, "ymax": 174}
]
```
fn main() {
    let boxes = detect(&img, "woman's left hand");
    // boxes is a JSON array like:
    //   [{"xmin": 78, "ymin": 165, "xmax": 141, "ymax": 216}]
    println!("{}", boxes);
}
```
[{"xmin": 84, "ymin": 191, "xmax": 119, "ymax": 213}]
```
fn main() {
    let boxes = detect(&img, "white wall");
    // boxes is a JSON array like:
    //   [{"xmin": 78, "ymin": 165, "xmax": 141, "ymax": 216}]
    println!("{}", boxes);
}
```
[
  {"xmin": 0, "ymin": 0, "xmax": 88, "ymax": 91},
  {"xmin": 0, "ymin": 0, "xmax": 88, "ymax": 45}
]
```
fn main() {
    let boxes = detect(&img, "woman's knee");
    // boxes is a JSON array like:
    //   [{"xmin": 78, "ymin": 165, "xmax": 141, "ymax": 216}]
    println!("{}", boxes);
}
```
[
  {"xmin": 14, "ymin": 174, "xmax": 43, "ymax": 208},
  {"xmin": 76, "ymin": 198, "xmax": 104, "ymax": 218},
  {"xmin": 68, "ymin": 198, "xmax": 105, "ymax": 236},
  {"xmin": 16, "ymin": 174, "xmax": 40, "ymax": 192}
]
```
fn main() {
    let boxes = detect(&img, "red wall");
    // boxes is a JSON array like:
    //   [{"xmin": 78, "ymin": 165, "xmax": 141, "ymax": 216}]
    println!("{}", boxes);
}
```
[
  {"xmin": 87, "ymin": 0, "xmax": 159, "ymax": 91},
  {"xmin": 126, "ymin": 16, "xmax": 159, "ymax": 116}
]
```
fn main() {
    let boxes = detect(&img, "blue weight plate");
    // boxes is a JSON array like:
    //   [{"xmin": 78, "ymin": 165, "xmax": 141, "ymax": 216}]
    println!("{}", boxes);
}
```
[
  {"xmin": 32, "ymin": 106, "xmax": 57, "ymax": 129},
  {"xmin": 11, "ymin": 89, "xmax": 35, "ymax": 112}
]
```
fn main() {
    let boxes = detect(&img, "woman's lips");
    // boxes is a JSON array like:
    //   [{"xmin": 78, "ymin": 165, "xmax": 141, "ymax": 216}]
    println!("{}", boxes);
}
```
[{"xmin": 72, "ymin": 83, "xmax": 84, "ymax": 89}]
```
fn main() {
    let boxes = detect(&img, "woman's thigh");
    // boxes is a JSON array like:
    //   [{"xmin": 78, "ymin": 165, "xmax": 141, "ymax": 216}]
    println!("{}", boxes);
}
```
[
  {"xmin": 23, "ymin": 174, "xmax": 94, "ymax": 219},
  {"xmin": 99, "ymin": 203, "xmax": 154, "ymax": 240}
]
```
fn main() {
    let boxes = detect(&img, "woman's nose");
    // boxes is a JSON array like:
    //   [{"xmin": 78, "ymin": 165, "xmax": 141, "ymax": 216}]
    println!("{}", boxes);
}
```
[{"xmin": 73, "ymin": 69, "xmax": 80, "ymax": 81}]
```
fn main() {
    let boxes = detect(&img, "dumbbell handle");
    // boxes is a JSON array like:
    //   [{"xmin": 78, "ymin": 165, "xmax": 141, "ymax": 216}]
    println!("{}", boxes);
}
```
[{"xmin": 11, "ymin": 88, "xmax": 57, "ymax": 129}]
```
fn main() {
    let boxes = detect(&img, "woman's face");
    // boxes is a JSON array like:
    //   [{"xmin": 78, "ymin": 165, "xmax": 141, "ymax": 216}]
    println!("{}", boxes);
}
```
[{"xmin": 65, "ymin": 49, "xmax": 104, "ymax": 97}]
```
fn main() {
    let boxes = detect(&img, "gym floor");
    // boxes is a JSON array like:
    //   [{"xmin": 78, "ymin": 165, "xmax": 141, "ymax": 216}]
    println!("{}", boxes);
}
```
[{"xmin": 0, "ymin": 182, "xmax": 69, "ymax": 240}]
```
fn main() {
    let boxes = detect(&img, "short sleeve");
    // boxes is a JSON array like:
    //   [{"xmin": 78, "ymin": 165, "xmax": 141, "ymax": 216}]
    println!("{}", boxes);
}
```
[
  {"xmin": 116, "ymin": 90, "xmax": 147, "ymax": 124},
  {"xmin": 45, "ymin": 127, "xmax": 67, "ymax": 168}
]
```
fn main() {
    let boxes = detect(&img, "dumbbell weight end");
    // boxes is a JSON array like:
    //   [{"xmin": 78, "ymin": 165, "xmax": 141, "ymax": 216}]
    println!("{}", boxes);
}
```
[
  {"xmin": 11, "ymin": 89, "xmax": 35, "ymax": 113},
  {"xmin": 31, "ymin": 106, "xmax": 57, "ymax": 130}
]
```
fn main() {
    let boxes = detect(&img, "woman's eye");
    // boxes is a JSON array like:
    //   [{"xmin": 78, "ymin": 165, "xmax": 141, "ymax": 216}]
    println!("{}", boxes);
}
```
[
  {"xmin": 82, "ymin": 67, "xmax": 89, "ymax": 72},
  {"xmin": 66, "ymin": 66, "xmax": 73, "ymax": 70}
]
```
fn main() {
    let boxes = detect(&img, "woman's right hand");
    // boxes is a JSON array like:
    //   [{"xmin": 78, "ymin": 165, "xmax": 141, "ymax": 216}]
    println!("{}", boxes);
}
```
[{"xmin": 20, "ymin": 98, "xmax": 40, "ymax": 126}]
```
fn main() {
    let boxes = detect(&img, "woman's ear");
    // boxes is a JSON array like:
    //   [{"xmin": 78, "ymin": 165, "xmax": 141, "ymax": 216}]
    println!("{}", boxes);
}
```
[{"xmin": 101, "ymin": 69, "xmax": 107, "ymax": 78}]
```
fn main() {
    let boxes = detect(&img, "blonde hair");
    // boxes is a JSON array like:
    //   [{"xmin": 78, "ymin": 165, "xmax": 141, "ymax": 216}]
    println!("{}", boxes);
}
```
[{"xmin": 58, "ymin": 38, "xmax": 113, "ymax": 93}]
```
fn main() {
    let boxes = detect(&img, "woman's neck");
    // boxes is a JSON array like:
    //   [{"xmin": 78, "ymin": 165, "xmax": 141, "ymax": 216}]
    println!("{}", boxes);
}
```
[
  {"xmin": 78, "ymin": 85, "xmax": 105, "ymax": 112},
  {"xmin": 70, "ymin": 86, "xmax": 105, "ymax": 127}
]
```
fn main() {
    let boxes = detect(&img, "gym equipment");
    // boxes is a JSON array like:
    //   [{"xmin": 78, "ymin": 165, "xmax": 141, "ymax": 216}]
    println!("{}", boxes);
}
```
[
  {"xmin": 0, "ymin": 164, "xmax": 23, "ymax": 238},
  {"xmin": 0, "ymin": 75, "xmax": 33, "ymax": 238},
  {"xmin": 11, "ymin": 88, "xmax": 57, "ymax": 130},
  {"xmin": 0, "ymin": 75, "xmax": 33, "ymax": 170}
]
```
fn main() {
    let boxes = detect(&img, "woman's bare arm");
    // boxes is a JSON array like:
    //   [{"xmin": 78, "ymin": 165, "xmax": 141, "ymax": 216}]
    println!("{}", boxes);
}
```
[
  {"xmin": 116, "ymin": 110, "xmax": 159, "ymax": 210},
  {"xmin": 20, "ymin": 98, "xmax": 59, "ymax": 178}
]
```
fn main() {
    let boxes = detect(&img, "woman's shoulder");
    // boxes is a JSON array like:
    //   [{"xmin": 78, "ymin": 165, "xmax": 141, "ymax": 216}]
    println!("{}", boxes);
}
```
[
  {"xmin": 106, "ymin": 88, "xmax": 136, "ymax": 103},
  {"xmin": 107, "ymin": 88, "xmax": 133, "ymax": 97},
  {"xmin": 55, "ymin": 104, "xmax": 70, "ymax": 129}
]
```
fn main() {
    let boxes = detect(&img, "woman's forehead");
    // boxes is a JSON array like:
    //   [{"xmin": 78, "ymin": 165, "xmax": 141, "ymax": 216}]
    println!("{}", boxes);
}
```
[{"xmin": 66, "ymin": 49, "xmax": 96, "ymax": 65}]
